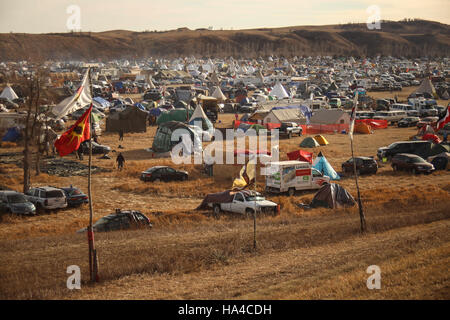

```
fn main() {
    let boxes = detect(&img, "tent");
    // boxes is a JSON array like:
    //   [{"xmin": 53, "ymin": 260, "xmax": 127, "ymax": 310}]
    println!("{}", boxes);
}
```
[
  {"xmin": 270, "ymin": 82, "xmax": 289, "ymax": 99},
  {"xmin": 211, "ymin": 86, "xmax": 226, "ymax": 101},
  {"xmin": 354, "ymin": 122, "xmax": 373, "ymax": 134},
  {"xmin": 413, "ymin": 78, "xmax": 438, "ymax": 98},
  {"xmin": 189, "ymin": 104, "xmax": 214, "ymax": 133},
  {"xmin": 92, "ymin": 96, "xmax": 111, "ymax": 110},
  {"xmin": 0, "ymin": 86, "xmax": 19, "ymax": 101},
  {"xmin": 149, "ymin": 107, "xmax": 167, "ymax": 117},
  {"xmin": 422, "ymin": 133, "xmax": 441, "ymax": 144},
  {"xmin": 156, "ymin": 109, "xmax": 194, "ymax": 125},
  {"xmin": 312, "ymin": 151, "xmax": 340, "ymax": 180},
  {"xmin": 287, "ymin": 149, "xmax": 313, "ymax": 163},
  {"xmin": 299, "ymin": 137, "xmax": 320, "ymax": 148},
  {"xmin": 314, "ymin": 135, "xmax": 329, "ymax": 145},
  {"xmin": 105, "ymin": 106, "xmax": 148, "ymax": 133},
  {"xmin": 152, "ymin": 121, "xmax": 200, "ymax": 153},
  {"xmin": 309, "ymin": 183, "xmax": 356, "ymax": 209}
]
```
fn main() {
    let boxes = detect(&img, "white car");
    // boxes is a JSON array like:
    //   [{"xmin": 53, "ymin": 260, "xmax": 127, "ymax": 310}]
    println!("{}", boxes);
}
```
[
  {"xmin": 25, "ymin": 186, "xmax": 67, "ymax": 212},
  {"xmin": 208, "ymin": 191, "xmax": 278, "ymax": 216}
]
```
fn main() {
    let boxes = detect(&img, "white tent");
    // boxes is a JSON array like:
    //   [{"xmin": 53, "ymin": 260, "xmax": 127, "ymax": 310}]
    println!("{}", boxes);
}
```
[
  {"xmin": 211, "ymin": 86, "xmax": 226, "ymax": 101},
  {"xmin": 270, "ymin": 82, "xmax": 289, "ymax": 99},
  {"xmin": 0, "ymin": 86, "xmax": 19, "ymax": 100}
]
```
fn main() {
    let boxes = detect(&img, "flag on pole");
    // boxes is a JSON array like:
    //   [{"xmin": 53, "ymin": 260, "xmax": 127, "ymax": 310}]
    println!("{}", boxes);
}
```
[
  {"xmin": 51, "ymin": 68, "xmax": 92, "ymax": 120},
  {"xmin": 349, "ymin": 92, "xmax": 358, "ymax": 140},
  {"xmin": 232, "ymin": 158, "xmax": 256, "ymax": 190},
  {"xmin": 54, "ymin": 104, "xmax": 92, "ymax": 157},
  {"xmin": 436, "ymin": 105, "xmax": 450, "ymax": 130}
]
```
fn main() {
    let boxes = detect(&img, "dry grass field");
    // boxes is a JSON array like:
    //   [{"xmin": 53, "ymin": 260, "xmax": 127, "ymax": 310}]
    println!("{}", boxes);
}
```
[{"xmin": 0, "ymin": 91, "xmax": 449, "ymax": 299}]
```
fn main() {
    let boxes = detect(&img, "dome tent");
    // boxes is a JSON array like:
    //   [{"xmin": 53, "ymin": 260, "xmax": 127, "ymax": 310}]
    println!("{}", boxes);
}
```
[
  {"xmin": 310, "ymin": 183, "xmax": 356, "ymax": 209},
  {"xmin": 312, "ymin": 151, "xmax": 340, "ymax": 180},
  {"xmin": 299, "ymin": 137, "xmax": 320, "ymax": 148}
]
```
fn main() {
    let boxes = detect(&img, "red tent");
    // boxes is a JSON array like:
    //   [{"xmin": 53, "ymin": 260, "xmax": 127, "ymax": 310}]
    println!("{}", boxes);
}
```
[
  {"xmin": 422, "ymin": 134, "xmax": 441, "ymax": 144},
  {"xmin": 287, "ymin": 150, "xmax": 313, "ymax": 163}
]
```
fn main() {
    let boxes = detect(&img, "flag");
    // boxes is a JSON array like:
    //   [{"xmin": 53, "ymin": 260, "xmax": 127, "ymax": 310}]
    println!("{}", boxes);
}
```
[
  {"xmin": 349, "ymin": 92, "xmax": 358, "ymax": 140},
  {"xmin": 54, "ymin": 104, "xmax": 92, "ymax": 157},
  {"xmin": 436, "ymin": 106, "xmax": 450, "ymax": 130},
  {"xmin": 232, "ymin": 158, "xmax": 256, "ymax": 190},
  {"xmin": 52, "ymin": 68, "xmax": 91, "ymax": 120}
]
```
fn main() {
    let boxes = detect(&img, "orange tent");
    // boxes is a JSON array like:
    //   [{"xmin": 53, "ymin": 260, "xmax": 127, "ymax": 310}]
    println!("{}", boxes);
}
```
[{"xmin": 354, "ymin": 122, "xmax": 373, "ymax": 134}]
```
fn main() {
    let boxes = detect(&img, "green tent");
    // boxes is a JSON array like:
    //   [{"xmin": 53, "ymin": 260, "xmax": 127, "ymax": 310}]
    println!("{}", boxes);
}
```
[
  {"xmin": 249, "ymin": 124, "xmax": 266, "ymax": 134},
  {"xmin": 300, "ymin": 137, "xmax": 320, "ymax": 148},
  {"xmin": 156, "ymin": 109, "xmax": 194, "ymax": 125}
]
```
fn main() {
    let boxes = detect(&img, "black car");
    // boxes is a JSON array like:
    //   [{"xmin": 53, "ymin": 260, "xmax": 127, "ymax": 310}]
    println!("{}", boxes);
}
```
[
  {"xmin": 398, "ymin": 117, "xmax": 420, "ymax": 127},
  {"xmin": 77, "ymin": 210, "xmax": 152, "ymax": 233},
  {"xmin": 391, "ymin": 153, "xmax": 435, "ymax": 174},
  {"xmin": 341, "ymin": 157, "xmax": 378, "ymax": 175},
  {"xmin": 140, "ymin": 166, "xmax": 188, "ymax": 182},
  {"xmin": 377, "ymin": 141, "xmax": 431, "ymax": 160},
  {"xmin": 79, "ymin": 141, "xmax": 111, "ymax": 155},
  {"xmin": 61, "ymin": 186, "xmax": 89, "ymax": 207}
]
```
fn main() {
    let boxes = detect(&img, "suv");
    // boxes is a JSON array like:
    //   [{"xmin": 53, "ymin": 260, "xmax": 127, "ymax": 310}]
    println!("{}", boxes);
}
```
[
  {"xmin": 0, "ymin": 191, "xmax": 36, "ymax": 215},
  {"xmin": 391, "ymin": 153, "xmax": 434, "ymax": 174},
  {"xmin": 25, "ymin": 186, "xmax": 67, "ymax": 212},
  {"xmin": 279, "ymin": 122, "xmax": 303, "ymax": 139},
  {"xmin": 341, "ymin": 157, "xmax": 378, "ymax": 175},
  {"xmin": 377, "ymin": 141, "xmax": 431, "ymax": 160}
]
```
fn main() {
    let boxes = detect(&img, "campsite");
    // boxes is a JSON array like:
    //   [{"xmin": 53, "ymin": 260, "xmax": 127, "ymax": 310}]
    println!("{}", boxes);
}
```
[{"xmin": 0, "ymin": 9, "xmax": 449, "ymax": 302}]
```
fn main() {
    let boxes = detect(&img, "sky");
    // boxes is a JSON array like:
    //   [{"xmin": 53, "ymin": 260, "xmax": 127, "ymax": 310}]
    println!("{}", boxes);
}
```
[{"xmin": 0, "ymin": 0, "xmax": 448, "ymax": 33}]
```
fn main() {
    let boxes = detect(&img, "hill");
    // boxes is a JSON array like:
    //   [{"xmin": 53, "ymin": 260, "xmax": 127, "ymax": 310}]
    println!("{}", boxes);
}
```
[{"xmin": 0, "ymin": 19, "xmax": 449, "ymax": 61}]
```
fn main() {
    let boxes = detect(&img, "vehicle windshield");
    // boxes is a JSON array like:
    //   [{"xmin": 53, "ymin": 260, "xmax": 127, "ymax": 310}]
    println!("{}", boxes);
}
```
[
  {"xmin": 46, "ymin": 190, "xmax": 64, "ymax": 198},
  {"xmin": 387, "ymin": 142, "xmax": 398, "ymax": 148},
  {"xmin": 7, "ymin": 194, "xmax": 27, "ymax": 203},
  {"xmin": 94, "ymin": 217, "xmax": 111, "ymax": 226},
  {"xmin": 245, "ymin": 196, "xmax": 265, "ymax": 201},
  {"xmin": 70, "ymin": 189, "xmax": 82, "ymax": 195},
  {"xmin": 411, "ymin": 157, "xmax": 426, "ymax": 163}
]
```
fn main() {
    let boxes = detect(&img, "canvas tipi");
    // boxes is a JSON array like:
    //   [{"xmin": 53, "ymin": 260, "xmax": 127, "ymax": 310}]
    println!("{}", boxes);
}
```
[
  {"xmin": 0, "ymin": 85, "xmax": 19, "ymax": 101},
  {"xmin": 312, "ymin": 151, "xmax": 340, "ymax": 180},
  {"xmin": 270, "ymin": 82, "xmax": 289, "ymax": 99}
]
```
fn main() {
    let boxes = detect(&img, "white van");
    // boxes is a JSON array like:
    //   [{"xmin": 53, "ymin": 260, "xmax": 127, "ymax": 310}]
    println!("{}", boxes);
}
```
[
  {"xmin": 374, "ymin": 111, "xmax": 407, "ymax": 124},
  {"xmin": 265, "ymin": 161, "xmax": 330, "ymax": 196}
]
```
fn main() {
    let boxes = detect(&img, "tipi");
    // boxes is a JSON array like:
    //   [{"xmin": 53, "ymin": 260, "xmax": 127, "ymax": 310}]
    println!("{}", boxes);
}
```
[{"xmin": 0, "ymin": 85, "xmax": 19, "ymax": 100}]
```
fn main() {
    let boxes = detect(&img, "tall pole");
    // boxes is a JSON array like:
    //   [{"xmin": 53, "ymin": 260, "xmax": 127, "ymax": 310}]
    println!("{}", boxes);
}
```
[
  {"xmin": 87, "ymin": 67, "xmax": 97, "ymax": 282},
  {"xmin": 350, "ymin": 92, "xmax": 366, "ymax": 233},
  {"xmin": 253, "ymin": 158, "xmax": 257, "ymax": 250}
]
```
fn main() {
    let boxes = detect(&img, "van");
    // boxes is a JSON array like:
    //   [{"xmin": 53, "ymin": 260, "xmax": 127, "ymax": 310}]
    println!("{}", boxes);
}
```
[
  {"xmin": 265, "ymin": 161, "xmax": 330, "ymax": 196},
  {"xmin": 374, "ymin": 111, "xmax": 407, "ymax": 124}
]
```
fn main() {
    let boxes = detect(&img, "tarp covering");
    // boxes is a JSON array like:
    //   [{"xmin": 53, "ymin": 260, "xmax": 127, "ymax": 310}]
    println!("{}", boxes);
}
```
[
  {"xmin": 310, "ymin": 183, "xmax": 356, "ymax": 209},
  {"xmin": 287, "ymin": 149, "xmax": 313, "ymax": 163},
  {"xmin": 312, "ymin": 151, "xmax": 340, "ymax": 180},
  {"xmin": 356, "ymin": 119, "xmax": 388, "ymax": 129},
  {"xmin": 1, "ymin": 126, "xmax": 21, "ymax": 142},
  {"xmin": 354, "ymin": 122, "xmax": 373, "ymax": 134},
  {"xmin": 422, "ymin": 134, "xmax": 441, "ymax": 144},
  {"xmin": 156, "ymin": 109, "xmax": 193, "ymax": 125},
  {"xmin": 106, "ymin": 106, "xmax": 148, "ymax": 133}
]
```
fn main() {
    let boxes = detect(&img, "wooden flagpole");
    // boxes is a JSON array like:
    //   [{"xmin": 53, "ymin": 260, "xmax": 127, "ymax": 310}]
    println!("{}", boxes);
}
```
[
  {"xmin": 87, "ymin": 67, "xmax": 98, "ymax": 282},
  {"xmin": 350, "ymin": 93, "xmax": 367, "ymax": 233},
  {"xmin": 253, "ymin": 160, "xmax": 257, "ymax": 250}
]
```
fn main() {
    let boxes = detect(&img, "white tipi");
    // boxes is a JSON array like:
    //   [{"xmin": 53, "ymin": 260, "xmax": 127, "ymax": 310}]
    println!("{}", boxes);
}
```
[
  {"xmin": 0, "ymin": 85, "xmax": 19, "ymax": 100},
  {"xmin": 211, "ymin": 86, "xmax": 226, "ymax": 101},
  {"xmin": 270, "ymin": 82, "xmax": 289, "ymax": 99}
]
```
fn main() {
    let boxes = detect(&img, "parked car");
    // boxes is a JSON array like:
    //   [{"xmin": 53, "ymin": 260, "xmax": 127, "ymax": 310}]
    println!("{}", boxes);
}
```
[
  {"xmin": 391, "ymin": 153, "xmax": 435, "ymax": 174},
  {"xmin": 0, "ymin": 191, "xmax": 36, "ymax": 215},
  {"xmin": 279, "ymin": 122, "xmax": 302, "ymax": 138},
  {"xmin": 341, "ymin": 157, "xmax": 378, "ymax": 175},
  {"xmin": 25, "ymin": 186, "xmax": 67, "ymax": 212},
  {"xmin": 79, "ymin": 141, "xmax": 111, "ymax": 155},
  {"xmin": 417, "ymin": 116, "xmax": 439, "ymax": 128},
  {"xmin": 61, "ymin": 186, "xmax": 89, "ymax": 207},
  {"xmin": 140, "ymin": 166, "xmax": 188, "ymax": 182},
  {"xmin": 377, "ymin": 140, "xmax": 431, "ymax": 160},
  {"xmin": 398, "ymin": 117, "xmax": 420, "ymax": 127},
  {"xmin": 77, "ymin": 209, "xmax": 152, "ymax": 233}
]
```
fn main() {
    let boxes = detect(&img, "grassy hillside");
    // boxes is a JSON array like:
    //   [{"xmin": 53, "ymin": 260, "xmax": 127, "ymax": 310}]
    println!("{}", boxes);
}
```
[{"xmin": 0, "ymin": 20, "xmax": 449, "ymax": 61}]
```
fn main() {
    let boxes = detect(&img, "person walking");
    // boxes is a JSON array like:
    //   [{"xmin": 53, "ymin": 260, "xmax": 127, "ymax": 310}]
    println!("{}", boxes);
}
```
[
  {"xmin": 118, "ymin": 129, "xmax": 124, "ymax": 142},
  {"xmin": 116, "ymin": 152, "xmax": 125, "ymax": 171}
]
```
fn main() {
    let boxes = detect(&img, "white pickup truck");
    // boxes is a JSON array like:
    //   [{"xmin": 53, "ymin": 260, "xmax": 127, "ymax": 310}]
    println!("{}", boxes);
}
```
[
  {"xmin": 265, "ymin": 161, "xmax": 330, "ymax": 196},
  {"xmin": 206, "ymin": 190, "xmax": 278, "ymax": 217}
]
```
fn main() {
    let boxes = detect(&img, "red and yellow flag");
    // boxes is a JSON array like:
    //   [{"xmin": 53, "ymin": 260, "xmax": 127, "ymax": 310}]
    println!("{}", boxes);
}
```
[{"xmin": 54, "ymin": 104, "xmax": 92, "ymax": 157}]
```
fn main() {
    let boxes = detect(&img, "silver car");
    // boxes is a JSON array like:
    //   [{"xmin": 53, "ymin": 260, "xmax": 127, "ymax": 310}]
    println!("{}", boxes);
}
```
[{"xmin": 0, "ymin": 191, "xmax": 36, "ymax": 215}]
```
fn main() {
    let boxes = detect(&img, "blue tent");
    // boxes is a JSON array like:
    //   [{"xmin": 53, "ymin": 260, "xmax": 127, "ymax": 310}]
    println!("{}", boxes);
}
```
[
  {"xmin": 312, "ymin": 152, "xmax": 340, "ymax": 180},
  {"xmin": 93, "ymin": 96, "xmax": 111, "ymax": 110},
  {"xmin": 149, "ymin": 107, "xmax": 167, "ymax": 117},
  {"xmin": 134, "ymin": 103, "xmax": 146, "ymax": 111},
  {"xmin": 2, "ymin": 127, "xmax": 21, "ymax": 142}
]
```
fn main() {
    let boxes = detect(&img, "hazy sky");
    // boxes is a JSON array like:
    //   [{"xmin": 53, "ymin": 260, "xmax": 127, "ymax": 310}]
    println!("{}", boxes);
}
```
[{"xmin": 0, "ymin": 0, "xmax": 448, "ymax": 33}]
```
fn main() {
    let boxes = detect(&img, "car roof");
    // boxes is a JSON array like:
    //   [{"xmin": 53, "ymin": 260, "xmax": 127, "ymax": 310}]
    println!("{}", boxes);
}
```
[
  {"xmin": 145, "ymin": 166, "xmax": 169, "ymax": 171},
  {"xmin": 33, "ymin": 186, "xmax": 62, "ymax": 191},
  {"xmin": 395, "ymin": 153, "xmax": 421, "ymax": 158},
  {"xmin": 349, "ymin": 156, "xmax": 375, "ymax": 160},
  {"xmin": 0, "ymin": 190, "xmax": 21, "ymax": 195}
]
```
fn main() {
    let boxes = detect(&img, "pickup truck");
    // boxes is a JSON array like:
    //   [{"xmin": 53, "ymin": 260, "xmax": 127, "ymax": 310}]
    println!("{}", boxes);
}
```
[
  {"xmin": 279, "ymin": 122, "xmax": 303, "ymax": 139},
  {"xmin": 201, "ymin": 190, "xmax": 278, "ymax": 217}
]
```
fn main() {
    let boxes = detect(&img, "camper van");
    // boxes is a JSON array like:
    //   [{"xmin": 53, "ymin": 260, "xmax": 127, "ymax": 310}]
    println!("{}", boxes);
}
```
[
  {"xmin": 265, "ymin": 161, "xmax": 330, "ymax": 196},
  {"xmin": 374, "ymin": 111, "xmax": 407, "ymax": 124}
]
